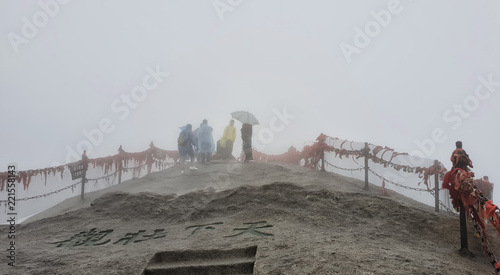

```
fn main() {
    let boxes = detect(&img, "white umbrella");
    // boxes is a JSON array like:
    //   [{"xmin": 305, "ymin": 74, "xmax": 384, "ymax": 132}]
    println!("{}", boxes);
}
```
[{"xmin": 231, "ymin": 111, "xmax": 260, "ymax": 125}]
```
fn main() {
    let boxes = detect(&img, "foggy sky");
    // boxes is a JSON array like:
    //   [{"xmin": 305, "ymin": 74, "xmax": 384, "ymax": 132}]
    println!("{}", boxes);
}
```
[{"xmin": 1, "ymin": 1, "xmax": 500, "ymax": 200}]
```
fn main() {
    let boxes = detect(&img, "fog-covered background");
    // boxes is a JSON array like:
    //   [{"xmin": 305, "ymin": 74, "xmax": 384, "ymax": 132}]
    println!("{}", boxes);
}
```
[{"xmin": 2, "ymin": 1, "xmax": 500, "ymax": 203}]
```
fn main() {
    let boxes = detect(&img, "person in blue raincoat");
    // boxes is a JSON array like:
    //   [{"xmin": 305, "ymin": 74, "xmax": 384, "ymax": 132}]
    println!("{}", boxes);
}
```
[
  {"xmin": 196, "ymin": 119, "xmax": 215, "ymax": 164},
  {"xmin": 193, "ymin": 123, "xmax": 202, "ymax": 163},
  {"xmin": 178, "ymin": 124, "xmax": 198, "ymax": 173}
]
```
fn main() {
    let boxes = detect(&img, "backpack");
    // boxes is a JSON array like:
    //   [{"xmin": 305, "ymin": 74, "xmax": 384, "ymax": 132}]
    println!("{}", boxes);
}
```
[{"xmin": 178, "ymin": 130, "xmax": 189, "ymax": 146}]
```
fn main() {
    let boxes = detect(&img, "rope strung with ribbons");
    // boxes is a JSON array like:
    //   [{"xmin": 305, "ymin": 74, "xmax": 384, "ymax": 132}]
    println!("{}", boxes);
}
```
[
  {"xmin": 0, "ymin": 142, "xmax": 178, "ymax": 193},
  {"xmin": 442, "ymin": 167, "xmax": 500, "ymax": 274},
  {"xmin": 300, "ymin": 134, "xmax": 334, "ymax": 169},
  {"xmin": 470, "ymin": 205, "xmax": 500, "ymax": 273},
  {"xmin": 0, "ymin": 170, "xmax": 122, "ymax": 204},
  {"xmin": 0, "ymin": 165, "xmax": 66, "ymax": 192},
  {"xmin": 0, "ymin": 162, "xmax": 174, "ymax": 206},
  {"xmin": 258, "ymin": 133, "xmax": 452, "ymax": 205},
  {"xmin": 305, "ymin": 134, "xmax": 449, "ymax": 189}
]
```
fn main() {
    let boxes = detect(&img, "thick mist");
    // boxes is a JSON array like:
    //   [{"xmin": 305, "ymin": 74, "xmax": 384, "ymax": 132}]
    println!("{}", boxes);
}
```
[{"xmin": 1, "ymin": 1, "xmax": 500, "ymax": 202}]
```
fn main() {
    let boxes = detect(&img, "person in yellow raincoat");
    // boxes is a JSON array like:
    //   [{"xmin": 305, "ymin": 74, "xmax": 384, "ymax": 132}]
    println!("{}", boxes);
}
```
[{"xmin": 217, "ymin": 119, "xmax": 237, "ymax": 159}]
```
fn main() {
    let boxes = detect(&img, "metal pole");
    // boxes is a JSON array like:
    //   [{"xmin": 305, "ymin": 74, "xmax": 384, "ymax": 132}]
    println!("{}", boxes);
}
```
[
  {"xmin": 321, "ymin": 149, "xmax": 325, "ymax": 172},
  {"xmin": 81, "ymin": 175, "xmax": 86, "ymax": 200},
  {"xmin": 80, "ymin": 151, "xmax": 89, "ymax": 201},
  {"xmin": 459, "ymin": 200, "xmax": 468, "ymax": 250},
  {"xmin": 492, "ymin": 182, "xmax": 495, "ymax": 203},
  {"xmin": 118, "ymin": 160, "xmax": 122, "ymax": 184},
  {"xmin": 364, "ymin": 142, "xmax": 369, "ymax": 190},
  {"xmin": 118, "ymin": 145, "xmax": 123, "ymax": 184},
  {"xmin": 434, "ymin": 173, "xmax": 439, "ymax": 212}
]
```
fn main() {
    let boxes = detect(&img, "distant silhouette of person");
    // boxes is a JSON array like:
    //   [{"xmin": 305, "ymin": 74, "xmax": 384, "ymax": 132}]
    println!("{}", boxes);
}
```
[
  {"xmin": 478, "ymin": 176, "xmax": 494, "ymax": 200},
  {"xmin": 178, "ymin": 124, "xmax": 197, "ymax": 174},
  {"xmin": 450, "ymin": 141, "xmax": 473, "ymax": 171},
  {"xmin": 82, "ymin": 150, "xmax": 89, "ymax": 172},
  {"xmin": 443, "ymin": 141, "xmax": 477, "ymax": 214},
  {"xmin": 241, "ymin": 123, "xmax": 253, "ymax": 162},
  {"xmin": 217, "ymin": 119, "xmax": 237, "ymax": 159},
  {"xmin": 197, "ymin": 119, "xmax": 215, "ymax": 164}
]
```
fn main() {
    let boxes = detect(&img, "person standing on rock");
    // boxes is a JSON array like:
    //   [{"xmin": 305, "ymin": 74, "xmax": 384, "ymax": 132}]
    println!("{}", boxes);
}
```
[
  {"xmin": 217, "ymin": 119, "xmax": 237, "ymax": 159},
  {"xmin": 241, "ymin": 123, "xmax": 253, "ymax": 162},
  {"xmin": 193, "ymin": 123, "xmax": 202, "ymax": 163},
  {"xmin": 197, "ymin": 119, "xmax": 215, "ymax": 164},
  {"xmin": 177, "ymin": 124, "xmax": 198, "ymax": 174},
  {"xmin": 450, "ymin": 141, "xmax": 473, "ymax": 171}
]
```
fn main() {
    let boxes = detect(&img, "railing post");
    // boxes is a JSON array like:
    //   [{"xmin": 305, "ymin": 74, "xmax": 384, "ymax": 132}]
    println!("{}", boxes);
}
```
[
  {"xmin": 81, "ymin": 175, "xmax": 86, "ymax": 200},
  {"xmin": 118, "ymin": 162, "xmax": 122, "ymax": 184},
  {"xmin": 147, "ymin": 141, "xmax": 155, "ymax": 174},
  {"xmin": 81, "ymin": 151, "xmax": 89, "ymax": 201},
  {"xmin": 434, "ymin": 173, "xmax": 439, "ymax": 212},
  {"xmin": 364, "ymin": 142, "xmax": 369, "ymax": 191},
  {"xmin": 459, "ymin": 200, "xmax": 469, "ymax": 252},
  {"xmin": 321, "ymin": 148, "xmax": 325, "ymax": 172},
  {"xmin": 118, "ymin": 145, "xmax": 124, "ymax": 184},
  {"xmin": 434, "ymin": 160, "xmax": 440, "ymax": 213}
]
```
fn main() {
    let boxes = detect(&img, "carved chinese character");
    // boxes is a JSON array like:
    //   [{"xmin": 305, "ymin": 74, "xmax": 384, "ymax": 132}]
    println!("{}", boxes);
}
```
[
  {"xmin": 50, "ymin": 228, "xmax": 113, "ymax": 247},
  {"xmin": 224, "ymin": 221, "xmax": 273, "ymax": 238},
  {"xmin": 185, "ymin": 222, "xmax": 224, "ymax": 236}
]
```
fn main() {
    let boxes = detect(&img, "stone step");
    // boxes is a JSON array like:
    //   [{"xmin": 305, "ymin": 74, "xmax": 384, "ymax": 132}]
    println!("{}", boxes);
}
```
[{"xmin": 142, "ymin": 246, "xmax": 257, "ymax": 275}]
